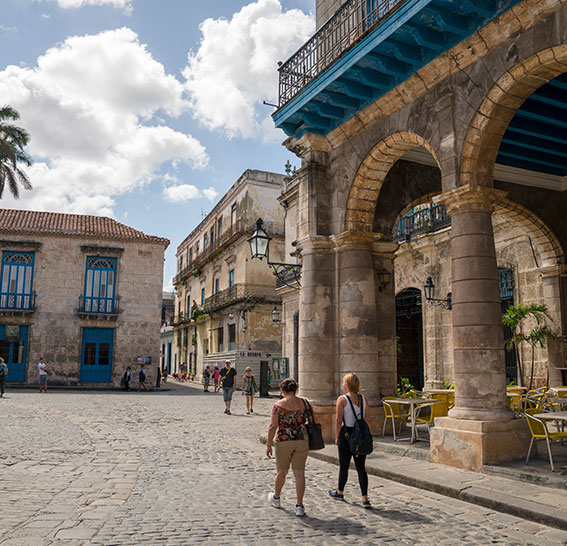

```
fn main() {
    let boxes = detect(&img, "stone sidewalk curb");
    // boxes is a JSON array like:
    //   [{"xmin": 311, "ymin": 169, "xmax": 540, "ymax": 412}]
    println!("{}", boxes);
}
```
[{"xmin": 308, "ymin": 445, "xmax": 567, "ymax": 532}]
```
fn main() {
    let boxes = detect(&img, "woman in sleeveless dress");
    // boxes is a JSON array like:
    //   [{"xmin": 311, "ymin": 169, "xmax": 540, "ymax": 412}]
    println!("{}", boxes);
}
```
[
  {"xmin": 328, "ymin": 372, "xmax": 371, "ymax": 508},
  {"xmin": 265, "ymin": 378, "xmax": 308, "ymax": 517}
]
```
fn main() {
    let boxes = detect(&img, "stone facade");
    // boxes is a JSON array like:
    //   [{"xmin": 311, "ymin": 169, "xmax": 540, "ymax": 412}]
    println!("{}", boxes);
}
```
[
  {"xmin": 172, "ymin": 170, "xmax": 286, "ymax": 386},
  {"xmin": 0, "ymin": 210, "xmax": 168, "ymax": 388},
  {"xmin": 275, "ymin": 0, "xmax": 567, "ymax": 469}
]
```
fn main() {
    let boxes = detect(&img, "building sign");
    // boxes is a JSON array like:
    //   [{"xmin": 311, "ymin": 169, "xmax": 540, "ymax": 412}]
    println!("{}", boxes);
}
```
[
  {"xmin": 137, "ymin": 356, "xmax": 151, "ymax": 365},
  {"xmin": 238, "ymin": 351, "xmax": 263, "ymax": 357}
]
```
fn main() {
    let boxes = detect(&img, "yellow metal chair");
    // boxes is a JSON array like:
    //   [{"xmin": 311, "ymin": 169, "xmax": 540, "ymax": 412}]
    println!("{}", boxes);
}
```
[
  {"xmin": 382, "ymin": 397, "xmax": 410, "ymax": 441},
  {"xmin": 447, "ymin": 391, "xmax": 455, "ymax": 409},
  {"xmin": 524, "ymin": 408, "xmax": 567, "ymax": 472},
  {"xmin": 415, "ymin": 401, "xmax": 448, "ymax": 439}
]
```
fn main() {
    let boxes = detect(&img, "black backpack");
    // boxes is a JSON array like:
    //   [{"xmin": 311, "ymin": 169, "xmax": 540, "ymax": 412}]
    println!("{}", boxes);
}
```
[{"xmin": 343, "ymin": 394, "xmax": 373, "ymax": 457}]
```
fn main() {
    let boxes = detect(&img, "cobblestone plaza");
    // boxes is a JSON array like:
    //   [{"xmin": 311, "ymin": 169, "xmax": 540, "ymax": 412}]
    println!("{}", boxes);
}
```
[{"xmin": 2, "ymin": 383, "xmax": 567, "ymax": 545}]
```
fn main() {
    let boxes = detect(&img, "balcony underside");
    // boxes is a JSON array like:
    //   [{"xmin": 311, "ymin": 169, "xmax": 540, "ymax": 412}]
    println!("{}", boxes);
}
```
[{"xmin": 273, "ymin": 0, "xmax": 567, "ymax": 178}]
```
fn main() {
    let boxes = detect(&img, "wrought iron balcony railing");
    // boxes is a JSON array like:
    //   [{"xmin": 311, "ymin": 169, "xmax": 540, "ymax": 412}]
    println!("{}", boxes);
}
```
[
  {"xmin": 393, "ymin": 204, "xmax": 450, "ymax": 242},
  {"xmin": 278, "ymin": 0, "xmax": 405, "ymax": 107},
  {"xmin": 0, "ymin": 292, "xmax": 36, "ymax": 311},
  {"xmin": 79, "ymin": 295, "xmax": 120, "ymax": 315},
  {"xmin": 173, "ymin": 219, "xmax": 283, "ymax": 285}
]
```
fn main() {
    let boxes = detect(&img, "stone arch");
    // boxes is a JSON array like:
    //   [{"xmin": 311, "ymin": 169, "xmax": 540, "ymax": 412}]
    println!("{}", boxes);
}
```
[
  {"xmin": 495, "ymin": 199, "xmax": 564, "ymax": 269},
  {"xmin": 345, "ymin": 132, "xmax": 441, "ymax": 232},
  {"xmin": 461, "ymin": 45, "xmax": 567, "ymax": 187}
]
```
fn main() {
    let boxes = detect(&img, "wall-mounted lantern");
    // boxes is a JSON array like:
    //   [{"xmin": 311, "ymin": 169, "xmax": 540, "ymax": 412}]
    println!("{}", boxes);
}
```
[{"xmin": 424, "ymin": 276, "xmax": 452, "ymax": 310}]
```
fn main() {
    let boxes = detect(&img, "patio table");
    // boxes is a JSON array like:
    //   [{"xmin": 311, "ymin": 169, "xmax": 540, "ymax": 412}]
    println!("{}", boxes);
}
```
[
  {"xmin": 534, "ymin": 411, "xmax": 567, "ymax": 433},
  {"xmin": 386, "ymin": 398, "xmax": 440, "ymax": 443}
]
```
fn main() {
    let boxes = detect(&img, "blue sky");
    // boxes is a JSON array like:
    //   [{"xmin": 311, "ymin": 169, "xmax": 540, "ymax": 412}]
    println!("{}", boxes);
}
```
[{"xmin": 0, "ymin": 0, "xmax": 314, "ymax": 287}]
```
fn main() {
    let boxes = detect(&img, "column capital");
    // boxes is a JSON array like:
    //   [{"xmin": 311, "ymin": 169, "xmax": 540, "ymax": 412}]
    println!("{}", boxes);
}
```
[
  {"xmin": 331, "ymin": 231, "xmax": 399, "ymax": 255},
  {"xmin": 283, "ymin": 133, "xmax": 331, "ymax": 157},
  {"xmin": 539, "ymin": 264, "xmax": 567, "ymax": 278},
  {"xmin": 434, "ymin": 185, "xmax": 507, "ymax": 214},
  {"xmin": 295, "ymin": 235, "xmax": 333, "ymax": 256}
]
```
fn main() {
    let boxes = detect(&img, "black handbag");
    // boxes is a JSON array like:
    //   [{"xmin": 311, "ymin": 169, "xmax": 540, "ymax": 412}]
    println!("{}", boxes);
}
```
[{"xmin": 302, "ymin": 398, "xmax": 325, "ymax": 450}]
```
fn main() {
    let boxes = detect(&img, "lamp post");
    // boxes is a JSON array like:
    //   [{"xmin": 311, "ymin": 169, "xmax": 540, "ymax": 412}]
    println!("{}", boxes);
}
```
[
  {"xmin": 271, "ymin": 305, "xmax": 281, "ymax": 324},
  {"xmin": 423, "ymin": 276, "xmax": 452, "ymax": 310},
  {"xmin": 248, "ymin": 218, "xmax": 301, "ymax": 289}
]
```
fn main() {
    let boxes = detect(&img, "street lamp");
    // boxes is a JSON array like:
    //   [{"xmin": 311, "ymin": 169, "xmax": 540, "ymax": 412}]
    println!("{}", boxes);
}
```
[
  {"xmin": 271, "ymin": 305, "xmax": 281, "ymax": 324},
  {"xmin": 377, "ymin": 268, "xmax": 391, "ymax": 292},
  {"xmin": 248, "ymin": 218, "xmax": 271, "ymax": 260},
  {"xmin": 423, "ymin": 276, "xmax": 452, "ymax": 310},
  {"xmin": 248, "ymin": 218, "xmax": 302, "ymax": 289}
]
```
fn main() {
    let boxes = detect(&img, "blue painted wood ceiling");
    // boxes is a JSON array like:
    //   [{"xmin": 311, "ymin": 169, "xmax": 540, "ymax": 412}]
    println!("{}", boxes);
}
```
[{"xmin": 274, "ymin": 0, "xmax": 567, "ymax": 177}]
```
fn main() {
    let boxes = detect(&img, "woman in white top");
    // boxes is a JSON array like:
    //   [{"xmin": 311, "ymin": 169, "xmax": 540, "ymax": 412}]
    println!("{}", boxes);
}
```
[{"xmin": 328, "ymin": 373, "xmax": 371, "ymax": 507}]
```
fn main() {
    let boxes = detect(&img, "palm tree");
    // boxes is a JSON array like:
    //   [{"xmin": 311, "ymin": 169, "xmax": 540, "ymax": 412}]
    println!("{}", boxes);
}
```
[
  {"xmin": 502, "ymin": 302, "xmax": 558, "ymax": 389},
  {"xmin": 0, "ymin": 105, "xmax": 33, "ymax": 199}
]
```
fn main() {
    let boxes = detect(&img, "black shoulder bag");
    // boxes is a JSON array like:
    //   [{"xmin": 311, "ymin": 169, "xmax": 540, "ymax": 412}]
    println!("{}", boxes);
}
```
[
  {"xmin": 343, "ymin": 395, "xmax": 373, "ymax": 457},
  {"xmin": 302, "ymin": 398, "xmax": 325, "ymax": 450}
]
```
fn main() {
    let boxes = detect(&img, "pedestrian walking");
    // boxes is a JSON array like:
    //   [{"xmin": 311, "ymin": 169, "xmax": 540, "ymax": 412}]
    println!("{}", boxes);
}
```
[
  {"xmin": 203, "ymin": 366, "xmax": 211, "ymax": 392},
  {"xmin": 266, "ymin": 378, "xmax": 308, "ymax": 517},
  {"xmin": 38, "ymin": 357, "xmax": 48, "ymax": 393},
  {"xmin": 220, "ymin": 360, "xmax": 236, "ymax": 414},
  {"xmin": 121, "ymin": 367, "xmax": 131, "ymax": 391},
  {"xmin": 138, "ymin": 365, "xmax": 148, "ymax": 391},
  {"xmin": 328, "ymin": 372, "xmax": 372, "ymax": 508},
  {"xmin": 0, "ymin": 357, "xmax": 8, "ymax": 398},
  {"xmin": 162, "ymin": 366, "xmax": 168, "ymax": 383},
  {"xmin": 241, "ymin": 366, "xmax": 257, "ymax": 414},
  {"xmin": 213, "ymin": 366, "xmax": 220, "ymax": 392}
]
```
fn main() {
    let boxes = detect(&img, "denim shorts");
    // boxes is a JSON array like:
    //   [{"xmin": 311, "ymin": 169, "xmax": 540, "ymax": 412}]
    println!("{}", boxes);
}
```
[
  {"xmin": 222, "ymin": 386, "xmax": 234, "ymax": 402},
  {"xmin": 39, "ymin": 375, "xmax": 47, "ymax": 386}
]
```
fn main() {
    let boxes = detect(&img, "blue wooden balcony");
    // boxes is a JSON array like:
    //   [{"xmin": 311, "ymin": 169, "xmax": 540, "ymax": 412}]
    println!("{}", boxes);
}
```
[
  {"xmin": 0, "ymin": 292, "xmax": 36, "ymax": 312},
  {"xmin": 274, "ymin": 0, "xmax": 567, "ymax": 178},
  {"xmin": 274, "ymin": 0, "xmax": 521, "ymax": 137},
  {"xmin": 79, "ymin": 295, "xmax": 120, "ymax": 317}
]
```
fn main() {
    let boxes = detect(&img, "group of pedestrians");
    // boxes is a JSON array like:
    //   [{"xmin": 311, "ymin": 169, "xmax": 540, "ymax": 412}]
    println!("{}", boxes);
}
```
[
  {"xmin": 266, "ymin": 373, "xmax": 371, "ymax": 517},
  {"xmin": 121, "ymin": 366, "xmax": 147, "ymax": 391}
]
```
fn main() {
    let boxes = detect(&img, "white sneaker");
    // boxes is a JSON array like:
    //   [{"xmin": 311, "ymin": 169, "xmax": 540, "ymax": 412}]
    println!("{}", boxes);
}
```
[
  {"xmin": 267, "ymin": 492, "xmax": 280, "ymax": 508},
  {"xmin": 295, "ymin": 505, "xmax": 305, "ymax": 517}
]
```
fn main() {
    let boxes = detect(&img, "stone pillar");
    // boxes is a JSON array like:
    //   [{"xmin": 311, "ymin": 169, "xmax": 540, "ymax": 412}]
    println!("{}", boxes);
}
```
[
  {"xmin": 430, "ymin": 185, "xmax": 530, "ymax": 471},
  {"xmin": 297, "ymin": 236, "xmax": 336, "ymax": 438},
  {"xmin": 540, "ymin": 265, "xmax": 567, "ymax": 386},
  {"xmin": 334, "ymin": 231, "xmax": 397, "ymax": 395}
]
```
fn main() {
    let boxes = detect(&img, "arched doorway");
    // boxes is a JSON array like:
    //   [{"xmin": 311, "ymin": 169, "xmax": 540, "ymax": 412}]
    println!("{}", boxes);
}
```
[{"xmin": 395, "ymin": 288, "xmax": 423, "ymax": 390}]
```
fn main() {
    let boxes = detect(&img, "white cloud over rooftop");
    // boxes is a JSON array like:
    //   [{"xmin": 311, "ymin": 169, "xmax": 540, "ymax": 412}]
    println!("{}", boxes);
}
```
[{"xmin": 0, "ymin": 27, "xmax": 209, "ymax": 216}]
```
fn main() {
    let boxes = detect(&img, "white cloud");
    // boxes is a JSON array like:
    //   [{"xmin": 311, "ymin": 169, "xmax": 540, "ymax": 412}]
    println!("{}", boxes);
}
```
[
  {"xmin": 183, "ymin": 0, "xmax": 314, "ymax": 140},
  {"xmin": 56, "ymin": 0, "xmax": 133, "ymax": 15},
  {"xmin": 163, "ymin": 184, "xmax": 218, "ymax": 203},
  {"xmin": 0, "ymin": 27, "xmax": 209, "ymax": 216}
]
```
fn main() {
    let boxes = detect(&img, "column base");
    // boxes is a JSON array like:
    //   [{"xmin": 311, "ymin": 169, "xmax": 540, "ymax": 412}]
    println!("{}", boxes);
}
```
[
  {"xmin": 311, "ymin": 401, "xmax": 385, "ymax": 443},
  {"xmin": 430, "ymin": 417, "xmax": 531, "ymax": 472}
]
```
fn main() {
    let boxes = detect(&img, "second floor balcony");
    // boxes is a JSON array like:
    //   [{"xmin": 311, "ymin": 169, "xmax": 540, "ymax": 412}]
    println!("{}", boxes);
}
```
[
  {"xmin": 393, "ymin": 203, "xmax": 449, "ymax": 242},
  {"xmin": 0, "ymin": 292, "xmax": 36, "ymax": 315},
  {"xmin": 78, "ymin": 295, "xmax": 120, "ymax": 319},
  {"xmin": 173, "ymin": 219, "xmax": 283, "ymax": 286},
  {"xmin": 274, "ymin": 0, "xmax": 521, "ymax": 138}
]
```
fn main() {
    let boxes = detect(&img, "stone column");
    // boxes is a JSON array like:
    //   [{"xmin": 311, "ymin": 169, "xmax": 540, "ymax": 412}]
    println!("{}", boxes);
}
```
[
  {"xmin": 430, "ymin": 185, "xmax": 530, "ymax": 471},
  {"xmin": 296, "ymin": 236, "xmax": 337, "ymax": 440},
  {"xmin": 297, "ymin": 236, "xmax": 336, "ymax": 401},
  {"xmin": 334, "ymin": 232, "xmax": 398, "ymax": 403},
  {"xmin": 540, "ymin": 265, "xmax": 567, "ymax": 386}
]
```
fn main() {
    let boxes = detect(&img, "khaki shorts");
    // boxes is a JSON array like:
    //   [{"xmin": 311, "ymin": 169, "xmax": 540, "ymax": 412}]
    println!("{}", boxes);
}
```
[{"xmin": 274, "ymin": 439, "xmax": 309, "ymax": 471}]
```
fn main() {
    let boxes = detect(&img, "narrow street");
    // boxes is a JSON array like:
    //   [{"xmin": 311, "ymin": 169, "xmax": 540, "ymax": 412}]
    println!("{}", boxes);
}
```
[{"xmin": 1, "ymin": 383, "xmax": 566, "ymax": 545}]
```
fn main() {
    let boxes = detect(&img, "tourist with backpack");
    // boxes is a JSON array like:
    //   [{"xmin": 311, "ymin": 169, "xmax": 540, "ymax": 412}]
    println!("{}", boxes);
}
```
[
  {"xmin": 0, "ymin": 357, "xmax": 8, "ymax": 397},
  {"xmin": 328, "ymin": 373, "xmax": 373, "ymax": 508}
]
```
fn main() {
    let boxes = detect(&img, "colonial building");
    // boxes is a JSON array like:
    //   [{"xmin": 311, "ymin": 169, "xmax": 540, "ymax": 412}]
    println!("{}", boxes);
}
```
[
  {"xmin": 160, "ymin": 291, "xmax": 175, "ymax": 376},
  {"xmin": 274, "ymin": 0, "xmax": 567, "ymax": 470},
  {"xmin": 0, "ymin": 209, "xmax": 169, "ymax": 387},
  {"xmin": 172, "ymin": 170, "xmax": 286, "ymax": 388}
]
